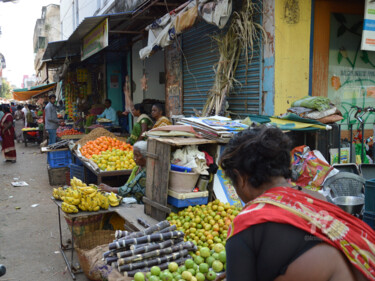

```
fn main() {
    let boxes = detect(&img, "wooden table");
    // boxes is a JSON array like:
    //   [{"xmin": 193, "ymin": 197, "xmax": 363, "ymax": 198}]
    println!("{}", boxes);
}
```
[{"xmin": 52, "ymin": 199, "xmax": 158, "ymax": 280}]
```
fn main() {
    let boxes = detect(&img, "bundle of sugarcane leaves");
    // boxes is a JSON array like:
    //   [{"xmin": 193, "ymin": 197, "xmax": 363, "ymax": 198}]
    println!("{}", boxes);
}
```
[{"xmin": 104, "ymin": 220, "xmax": 197, "ymax": 277}]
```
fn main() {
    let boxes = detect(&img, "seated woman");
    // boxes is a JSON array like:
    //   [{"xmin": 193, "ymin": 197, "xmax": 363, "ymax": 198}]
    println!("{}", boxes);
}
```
[
  {"xmin": 220, "ymin": 125, "xmax": 374, "ymax": 281},
  {"xmin": 126, "ymin": 104, "xmax": 153, "ymax": 145},
  {"xmin": 151, "ymin": 103, "xmax": 171, "ymax": 129},
  {"xmin": 99, "ymin": 141, "xmax": 147, "ymax": 204}
]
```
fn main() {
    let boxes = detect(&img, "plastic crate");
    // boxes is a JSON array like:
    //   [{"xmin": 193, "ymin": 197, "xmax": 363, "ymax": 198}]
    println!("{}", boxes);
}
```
[
  {"xmin": 47, "ymin": 150, "xmax": 72, "ymax": 168},
  {"xmin": 72, "ymin": 154, "xmax": 84, "ymax": 166},
  {"xmin": 360, "ymin": 164, "xmax": 375, "ymax": 181},
  {"xmin": 47, "ymin": 165, "xmax": 69, "ymax": 186},
  {"xmin": 363, "ymin": 211, "xmax": 375, "ymax": 230},
  {"xmin": 70, "ymin": 163, "xmax": 85, "ymax": 181},
  {"xmin": 167, "ymin": 190, "xmax": 208, "ymax": 208},
  {"xmin": 365, "ymin": 179, "xmax": 375, "ymax": 212}
]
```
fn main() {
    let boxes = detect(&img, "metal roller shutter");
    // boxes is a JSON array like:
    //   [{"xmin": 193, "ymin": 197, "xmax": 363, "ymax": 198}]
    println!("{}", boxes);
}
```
[
  {"xmin": 182, "ymin": 21, "xmax": 220, "ymax": 116},
  {"xmin": 182, "ymin": 7, "xmax": 262, "ymax": 118}
]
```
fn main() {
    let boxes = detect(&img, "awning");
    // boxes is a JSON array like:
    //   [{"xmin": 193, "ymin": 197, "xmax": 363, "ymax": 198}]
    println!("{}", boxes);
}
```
[
  {"xmin": 42, "ymin": 0, "xmax": 187, "ymax": 62},
  {"xmin": 13, "ymin": 83, "xmax": 57, "ymax": 101}
]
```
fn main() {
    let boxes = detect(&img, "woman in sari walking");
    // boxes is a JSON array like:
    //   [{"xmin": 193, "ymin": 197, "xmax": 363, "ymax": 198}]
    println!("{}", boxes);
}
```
[
  {"xmin": 1, "ymin": 105, "xmax": 16, "ymax": 163},
  {"xmin": 14, "ymin": 105, "xmax": 24, "ymax": 143}
]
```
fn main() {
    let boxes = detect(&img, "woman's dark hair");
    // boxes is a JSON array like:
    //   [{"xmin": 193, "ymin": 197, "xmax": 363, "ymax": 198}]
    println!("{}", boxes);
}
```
[
  {"xmin": 220, "ymin": 125, "xmax": 292, "ymax": 188},
  {"xmin": 153, "ymin": 103, "xmax": 164, "ymax": 115},
  {"xmin": 17, "ymin": 105, "xmax": 22, "ymax": 110},
  {"xmin": 134, "ymin": 103, "xmax": 145, "ymax": 114},
  {"xmin": 2, "ymin": 105, "xmax": 10, "ymax": 113}
]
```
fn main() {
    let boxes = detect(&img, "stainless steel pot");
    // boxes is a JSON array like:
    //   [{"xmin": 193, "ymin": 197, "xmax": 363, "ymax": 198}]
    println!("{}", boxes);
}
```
[{"xmin": 332, "ymin": 196, "xmax": 364, "ymax": 215}]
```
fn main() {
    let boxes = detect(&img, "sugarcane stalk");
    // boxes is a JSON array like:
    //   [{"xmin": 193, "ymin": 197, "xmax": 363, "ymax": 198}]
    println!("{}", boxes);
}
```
[
  {"xmin": 117, "ymin": 241, "xmax": 196, "ymax": 266},
  {"xmin": 116, "ymin": 220, "xmax": 170, "ymax": 240},
  {"xmin": 119, "ymin": 238, "xmax": 184, "ymax": 258},
  {"xmin": 109, "ymin": 231, "xmax": 184, "ymax": 250},
  {"xmin": 137, "ymin": 218, "xmax": 151, "ymax": 228},
  {"xmin": 130, "ymin": 243, "xmax": 155, "ymax": 251},
  {"xmin": 105, "ymin": 256, "xmax": 118, "ymax": 265},
  {"xmin": 115, "ymin": 230, "xmax": 130, "ymax": 239},
  {"xmin": 118, "ymin": 249, "xmax": 189, "ymax": 272},
  {"xmin": 103, "ymin": 248, "xmax": 124, "ymax": 259},
  {"xmin": 124, "ymin": 256, "xmax": 191, "ymax": 277},
  {"xmin": 159, "ymin": 224, "xmax": 177, "ymax": 233}
]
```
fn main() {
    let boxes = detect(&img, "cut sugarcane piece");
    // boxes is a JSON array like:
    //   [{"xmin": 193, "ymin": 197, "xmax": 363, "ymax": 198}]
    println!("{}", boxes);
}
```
[
  {"xmin": 124, "ymin": 256, "xmax": 190, "ymax": 277},
  {"xmin": 117, "ymin": 249, "xmax": 189, "ymax": 272},
  {"xmin": 118, "ymin": 238, "xmax": 184, "ymax": 258},
  {"xmin": 105, "ymin": 256, "xmax": 118, "ymax": 265},
  {"xmin": 117, "ymin": 241, "xmax": 196, "ymax": 265},
  {"xmin": 159, "ymin": 224, "xmax": 177, "ymax": 233},
  {"xmin": 116, "ymin": 220, "xmax": 170, "ymax": 240},
  {"xmin": 109, "ymin": 231, "xmax": 184, "ymax": 250}
]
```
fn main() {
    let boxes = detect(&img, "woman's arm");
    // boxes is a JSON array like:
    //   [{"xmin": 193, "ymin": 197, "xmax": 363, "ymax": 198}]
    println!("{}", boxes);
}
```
[
  {"xmin": 2, "ymin": 121, "xmax": 12, "ymax": 132},
  {"xmin": 98, "ymin": 183, "xmax": 119, "ymax": 194},
  {"xmin": 137, "ymin": 122, "xmax": 148, "ymax": 141}
]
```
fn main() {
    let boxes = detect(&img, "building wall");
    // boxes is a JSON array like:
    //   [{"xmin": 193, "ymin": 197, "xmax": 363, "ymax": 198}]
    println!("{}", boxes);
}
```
[{"xmin": 274, "ymin": 0, "xmax": 312, "ymax": 115}]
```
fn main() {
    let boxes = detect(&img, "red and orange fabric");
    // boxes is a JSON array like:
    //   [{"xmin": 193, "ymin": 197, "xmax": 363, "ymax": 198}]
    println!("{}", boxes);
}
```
[
  {"xmin": 228, "ymin": 187, "xmax": 375, "ymax": 280},
  {"xmin": 0, "ymin": 113, "xmax": 16, "ymax": 161}
]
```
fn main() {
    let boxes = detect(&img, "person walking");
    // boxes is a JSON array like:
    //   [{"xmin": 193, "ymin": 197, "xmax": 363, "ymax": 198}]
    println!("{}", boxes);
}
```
[
  {"xmin": 0, "ymin": 105, "xmax": 16, "ymax": 163},
  {"xmin": 45, "ymin": 95, "xmax": 60, "ymax": 145},
  {"xmin": 14, "ymin": 105, "xmax": 24, "ymax": 143}
]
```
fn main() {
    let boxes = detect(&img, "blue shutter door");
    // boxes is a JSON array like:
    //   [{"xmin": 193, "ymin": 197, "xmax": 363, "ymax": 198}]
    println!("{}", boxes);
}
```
[
  {"xmin": 182, "ymin": 12, "xmax": 262, "ymax": 118},
  {"xmin": 182, "ymin": 21, "xmax": 220, "ymax": 116}
]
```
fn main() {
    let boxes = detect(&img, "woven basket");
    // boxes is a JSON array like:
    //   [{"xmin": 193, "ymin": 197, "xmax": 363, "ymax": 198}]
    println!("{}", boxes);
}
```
[
  {"xmin": 75, "ymin": 230, "xmax": 115, "ymax": 281},
  {"xmin": 64, "ymin": 214, "xmax": 103, "ymax": 239}
]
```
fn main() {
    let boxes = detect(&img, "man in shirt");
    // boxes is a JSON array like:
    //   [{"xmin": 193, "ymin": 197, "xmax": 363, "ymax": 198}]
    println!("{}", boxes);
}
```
[
  {"xmin": 45, "ymin": 95, "xmax": 60, "ymax": 144},
  {"xmin": 97, "ymin": 99, "xmax": 119, "ymax": 125}
]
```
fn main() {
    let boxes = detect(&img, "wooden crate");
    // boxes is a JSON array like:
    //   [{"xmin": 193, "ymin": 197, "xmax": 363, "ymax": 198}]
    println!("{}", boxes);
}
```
[
  {"xmin": 144, "ymin": 137, "xmax": 217, "ymax": 221},
  {"xmin": 47, "ymin": 165, "xmax": 69, "ymax": 186}
]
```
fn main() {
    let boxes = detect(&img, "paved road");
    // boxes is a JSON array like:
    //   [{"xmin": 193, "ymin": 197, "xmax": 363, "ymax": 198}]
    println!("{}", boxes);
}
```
[{"xmin": 0, "ymin": 142, "xmax": 89, "ymax": 280}]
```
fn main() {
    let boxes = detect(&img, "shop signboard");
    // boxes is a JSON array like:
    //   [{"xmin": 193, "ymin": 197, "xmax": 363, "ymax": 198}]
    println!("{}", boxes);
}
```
[
  {"xmin": 361, "ymin": 0, "xmax": 375, "ymax": 51},
  {"xmin": 82, "ymin": 18, "xmax": 108, "ymax": 61}
]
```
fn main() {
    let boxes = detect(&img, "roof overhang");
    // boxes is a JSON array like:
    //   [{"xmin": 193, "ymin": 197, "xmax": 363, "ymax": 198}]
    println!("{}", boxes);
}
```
[
  {"xmin": 42, "ymin": 0, "xmax": 187, "ymax": 63},
  {"xmin": 12, "ymin": 83, "xmax": 57, "ymax": 101}
]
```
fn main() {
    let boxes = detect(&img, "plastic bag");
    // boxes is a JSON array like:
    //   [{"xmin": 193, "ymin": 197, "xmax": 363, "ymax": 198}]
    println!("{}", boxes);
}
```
[{"xmin": 291, "ymin": 145, "xmax": 333, "ymax": 190}]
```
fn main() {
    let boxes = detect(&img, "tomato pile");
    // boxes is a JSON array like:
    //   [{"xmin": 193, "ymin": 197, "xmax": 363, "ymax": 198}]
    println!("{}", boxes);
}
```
[{"xmin": 57, "ymin": 128, "xmax": 83, "ymax": 138}]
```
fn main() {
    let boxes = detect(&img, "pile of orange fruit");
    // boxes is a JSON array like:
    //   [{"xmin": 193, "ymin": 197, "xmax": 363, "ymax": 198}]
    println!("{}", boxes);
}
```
[
  {"xmin": 57, "ymin": 128, "xmax": 83, "ymax": 138},
  {"xmin": 80, "ymin": 136, "xmax": 132, "ymax": 159}
]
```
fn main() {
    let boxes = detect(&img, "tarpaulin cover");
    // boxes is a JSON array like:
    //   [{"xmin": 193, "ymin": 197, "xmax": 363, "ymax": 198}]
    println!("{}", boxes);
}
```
[
  {"xmin": 247, "ymin": 113, "xmax": 328, "ymax": 131},
  {"xmin": 12, "ymin": 83, "xmax": 57, "ymax": 101}
]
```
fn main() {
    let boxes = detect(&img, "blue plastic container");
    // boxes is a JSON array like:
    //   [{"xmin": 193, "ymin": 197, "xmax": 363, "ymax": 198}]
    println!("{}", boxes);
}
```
[
  {"xmin": 72, "ymin": 154, "xmax": 83, "ymax": 166},
  {"xmin": 69, "ymin": 163, "xmax": 84, "ymax": 181},
  {"xmin": 167, "ymin": 195, "xmax": 208, "ymax": 208},
  {"xmin": 47, "ymin": 150, "xmax": 72, "ymax": 168},
  {"xmin": 365, "ymin": 179, "xmax": 375, "ymax": 213},
  {"xmin": 170, "ymin": 164, "xmax": 192, "ymax": 173},
  {"xmin": 363, "ymin": 211, "xmax": 375, "ymax": 230}
]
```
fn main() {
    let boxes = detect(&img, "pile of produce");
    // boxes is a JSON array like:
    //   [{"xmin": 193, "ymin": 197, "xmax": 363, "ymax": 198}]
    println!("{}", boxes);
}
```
[
  {"xmin": 57, "ymin": 128, "xmax": 83, "ymax": 138},
  {"xmin": 77, "ymin": 128, "xmax": 117, "ymax": 146},
  {"xmin": 166, "ymin": 200, "xmax": 240, "ymax": 249},
  {"xmin": 97, "ymin": 118, "xmax": 112, "ymax": 123},
  {"xmin": 104, "ymin": 220, "xmax": 196, "ymax": 278},
  {"xmin": 52, "ymin": 177, "xmax": 121, "ymax": 213},
  {"xmin": 79, "ymin": 135, "xmax": 135, "ymax": 171},
  {"xmin": 80, "ymin": 136, "xmax": 132, "ymax": 159},
  {"xmin": 139, "ymin": 244, "xmax": 227, "ymax": 281},
  {"xmin": 91, "ymin": 149, "xmax": 136, "ymax": 171}
]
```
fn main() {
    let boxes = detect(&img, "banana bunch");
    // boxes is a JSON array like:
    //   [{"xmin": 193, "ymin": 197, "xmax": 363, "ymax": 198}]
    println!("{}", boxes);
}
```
[
  {"xmin": 61, "ymin": 187, "xmax": 81, "ymax": 205},
  {"xmin": 78, "ymin": 195, "xmax": 100, "ymax": 212},
  {"xmin": 97, "ymin": 192, "xmax": 110, "ymax": 210},
  {"xmin": 108, "ymin": 192, "xmax": 121, "ymax": 207},
  {"xmin": 62, "ymin": 202, "xmax": 79, "ymax": 213},
  {"xmin": 52, "ymin": 187, "xmax": 65, "ymax": 200},
  {"xmin": 70, "ymin": 177, "xmax": 86, "ymax": 189}
]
